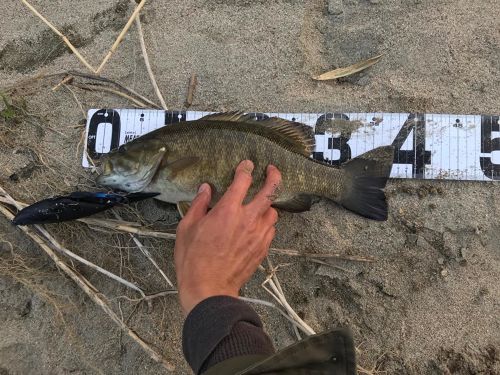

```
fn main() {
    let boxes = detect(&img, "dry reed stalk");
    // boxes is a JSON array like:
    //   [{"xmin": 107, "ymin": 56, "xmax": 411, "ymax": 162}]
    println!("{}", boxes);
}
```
[
  {"xmin": 135, "ymin": 15, "xmax": 168, "ymax": 110},
  {"xmin": 20, "ymin": 0, "xmax": 95, "ymax": 72},
  {"xmin": 0, "ymin": 190, "xmax": 174, "ymax": 371},
  {"xmin": 96, "ymin": 0, "xmax": 148, "ymax": 74}
]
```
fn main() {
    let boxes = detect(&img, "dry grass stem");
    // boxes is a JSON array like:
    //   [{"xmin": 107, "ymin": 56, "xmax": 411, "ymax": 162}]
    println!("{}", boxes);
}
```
[
  {"xmin": 96, "ymin": 0, "xmax": 148, "ymax": 74},
  {"xmin": 312, "ymin": 54, "xmax": 383, "ymax": 81},
  {"xmin": 52, "ymin": 76, "xmax": 73, "ymax": 91},
  {"xmin": 67, "ymin": 70, "xmax": 161, "ymax": 108},
  {"xmin": 0, "ymin": 190, "xmax": 145, "ymax": 296},
  {"xmin": 37, "ymin": 225, "xmax": 146, "ymax": 297},
  {"xmin": 112, "ymin": 211, "xmax": 174, "ymax": 288},
  {"xmin": 79, "ymin": 217, "xmax": 176, "ymax": 239},
  {"xmin": 261, "ymin": 258, "xmax": 316, "ymax": 335},
  {"xmin": 70, "ymin": 82, "xmax": 149, "ymax": 108},
  {"xmin": 239, "ymin": 296, "xmax": 309, "ymax": 332},
  {"xmin": 119, "ymin": 290, "xmax": 178, "ymax": 304},
  {"xmin": 0, "ymin": 188, "xmax": 174, "ymax": 371},
  {"xmin": 135, "ymin": 15, "xmax": 168, "ymax": 110},
  {"xmin": 63, "ymin": 84, "xmax": 87, "ymax": 119},
  {"xmin": 79, "ymin": 218, "xmax": 373, "ymax": 264},
  {"xmin": 269, "ymin": 247, "xmax": 375, "ymax": 262},
  {"xmin": 20, "ymin": 0, "xmax": 96, "ymax": 72}
]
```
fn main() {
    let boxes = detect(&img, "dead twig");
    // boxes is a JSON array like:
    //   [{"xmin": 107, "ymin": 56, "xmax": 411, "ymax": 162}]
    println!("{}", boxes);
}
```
[
  {"xmin": 185, "ymin": 73, "xmax": 197, "ymax": 108},
  {"xmin": 135, "ymin": 14, "xmax": 168, "ymax": 110},
  {"xmin": 20, "ymin": 0, "xmax": 95, "ymax": 72},
  {"xmin": 96, "ymin": 0, "xmax": 148, "ymax": 74}
]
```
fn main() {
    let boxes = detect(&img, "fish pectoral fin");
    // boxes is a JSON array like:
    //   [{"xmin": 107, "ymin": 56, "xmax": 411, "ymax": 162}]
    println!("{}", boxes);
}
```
[
  {"xmin": 176, "ymin": 201, "xmax": 191, "ymax": 218},
  {"xmin": 272, "ymin": 194, "xmax": 315, "ymax": 213},
  {"xmin": 167, "ymin": 156, "xmax": 200, "ymax": 177}
]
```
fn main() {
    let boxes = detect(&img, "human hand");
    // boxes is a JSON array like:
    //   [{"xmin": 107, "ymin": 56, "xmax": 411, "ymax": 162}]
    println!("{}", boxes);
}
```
[{"xmin": 174, "ymin": 160, "xmax": 281, "ymax": 316}]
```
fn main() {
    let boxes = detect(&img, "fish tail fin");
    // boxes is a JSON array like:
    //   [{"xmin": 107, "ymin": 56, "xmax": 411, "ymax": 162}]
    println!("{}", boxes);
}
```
[{"xmin": 339, "ymin": 146, "xmax": 394, "ymax": 221}]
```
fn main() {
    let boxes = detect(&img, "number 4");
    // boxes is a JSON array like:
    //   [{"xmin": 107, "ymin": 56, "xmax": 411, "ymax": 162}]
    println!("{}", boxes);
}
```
[{"xmin": 391, "ymin": 114, "xmax": 431, "ymax": 178}]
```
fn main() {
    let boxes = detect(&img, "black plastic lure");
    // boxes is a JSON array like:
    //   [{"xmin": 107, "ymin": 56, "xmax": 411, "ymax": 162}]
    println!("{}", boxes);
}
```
[{"xmin": 12, "ymin": 191, "xmax": 159, "ymax": 225}]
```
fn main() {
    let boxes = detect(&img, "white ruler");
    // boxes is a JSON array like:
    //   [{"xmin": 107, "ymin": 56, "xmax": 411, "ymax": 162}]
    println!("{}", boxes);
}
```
[{"xmin": 83, "ymin": 109, "xmax": 500, "ymax": 181}]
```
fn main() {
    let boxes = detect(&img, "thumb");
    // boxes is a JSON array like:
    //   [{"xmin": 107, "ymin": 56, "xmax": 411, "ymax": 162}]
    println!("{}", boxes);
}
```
[{"xmin": 183, "ymin": 183, "xmax": 211, "ymax": 222}]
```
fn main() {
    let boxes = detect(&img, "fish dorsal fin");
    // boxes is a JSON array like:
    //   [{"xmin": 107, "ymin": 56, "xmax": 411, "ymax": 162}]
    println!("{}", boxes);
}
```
[
  {"xmin": 199, "ymin": 112, "xmax": 315, "ymax": 156},
  {"xmin": 200, "ymin": 111, "xmax": 247, "ymax": 122}
]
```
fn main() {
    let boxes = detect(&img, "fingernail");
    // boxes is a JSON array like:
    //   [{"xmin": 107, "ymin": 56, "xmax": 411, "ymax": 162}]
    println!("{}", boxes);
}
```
[
  {"xmin": 198, "ymin": 183, "xmax": 209, "ymax": 194},
  {"xmin": 267, "ymin": 164, "xmax": 278, "ymax": 173},
  {"xmin": 242, "ymin": 160, "xmax": 254, "ymax": 173}
]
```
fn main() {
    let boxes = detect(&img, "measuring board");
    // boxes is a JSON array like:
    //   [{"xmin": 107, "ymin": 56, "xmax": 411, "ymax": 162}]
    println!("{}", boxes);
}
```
[{"xmin": 83, "ymin": 109, "xmax": 500, "ymax": 181}]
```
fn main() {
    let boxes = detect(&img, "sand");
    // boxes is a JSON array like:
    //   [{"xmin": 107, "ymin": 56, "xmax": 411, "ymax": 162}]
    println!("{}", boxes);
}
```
[{"xmin": 0, "ymin": 0, "xmax": 499, "ymax": 373}]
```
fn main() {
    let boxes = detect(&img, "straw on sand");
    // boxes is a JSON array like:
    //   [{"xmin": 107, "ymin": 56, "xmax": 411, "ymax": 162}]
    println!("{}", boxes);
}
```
[{"xmin": 0, "ymin": 186, "xmax": 174, "ymax": 371}]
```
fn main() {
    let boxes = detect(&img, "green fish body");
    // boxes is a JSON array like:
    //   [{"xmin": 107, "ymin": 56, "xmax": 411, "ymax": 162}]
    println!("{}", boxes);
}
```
[{"xmin": 97, "ymin": 112, "xmax": 394, "ymax": 220}]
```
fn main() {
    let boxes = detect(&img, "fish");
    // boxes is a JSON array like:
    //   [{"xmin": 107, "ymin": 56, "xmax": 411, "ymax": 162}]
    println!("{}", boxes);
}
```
[
  {"xmin": 12, "ymin": 192, "xmax": 159, "ymax": 225},
  {"xmin": 96, "ymin": 112, "xmax": 395, "ymax": 220}
]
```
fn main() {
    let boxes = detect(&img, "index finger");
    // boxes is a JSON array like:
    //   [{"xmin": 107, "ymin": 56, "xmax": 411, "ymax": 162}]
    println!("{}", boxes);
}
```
[
  {"xmin": 248, "ymin": 164, "xmax": 282, "ymax": 215},
  {"xmin": 218, "ymin": 160, "xmax": 254, "ymax": 206}
]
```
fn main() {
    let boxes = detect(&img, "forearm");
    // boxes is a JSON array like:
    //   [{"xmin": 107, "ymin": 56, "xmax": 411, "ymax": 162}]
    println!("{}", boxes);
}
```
[{"xmin": 182, "ymin": 296, "xmax": 275, "ymax": 374}]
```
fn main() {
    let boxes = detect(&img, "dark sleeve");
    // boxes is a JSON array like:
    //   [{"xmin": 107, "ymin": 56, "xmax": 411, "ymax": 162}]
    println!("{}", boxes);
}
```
[{"xmin": 182, "ymin": 296, "xmax": 275, "ymax": 374}]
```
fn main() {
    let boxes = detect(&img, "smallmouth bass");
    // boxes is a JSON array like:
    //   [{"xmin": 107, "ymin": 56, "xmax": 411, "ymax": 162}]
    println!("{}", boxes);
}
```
[{"xmin": 97, "ymin": 112, "xmax": 394, "ymax": 220}]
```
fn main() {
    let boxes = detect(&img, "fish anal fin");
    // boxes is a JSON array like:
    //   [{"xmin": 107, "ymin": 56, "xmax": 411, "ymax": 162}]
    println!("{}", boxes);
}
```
[
  {"xmin": 272, "ymin": 194, "xmax": 314, "ymax": 213},
  {"xmin": 176, "ymin": 201, "xmax": 191, "ymax": 218}
]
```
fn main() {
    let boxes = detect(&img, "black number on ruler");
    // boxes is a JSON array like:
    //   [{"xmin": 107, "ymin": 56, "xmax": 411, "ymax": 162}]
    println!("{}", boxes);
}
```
[
  {"xmin": 164, "ymin": 111, "xmax": 187, "ymax": 124},
  {"xmin": 87, "ymin": 109, "xmax": 121, "ymax": 160},
  {"xmin": 312, "ymin": 113, "xmax": 351, "ymax": 166},
  {"xmin": 480, "ymin": 115, "xmax": 500, "ymax": 180},
  {"xmin": 391, "ymin": 114, "xmax": 431, "ymax": 178}
]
